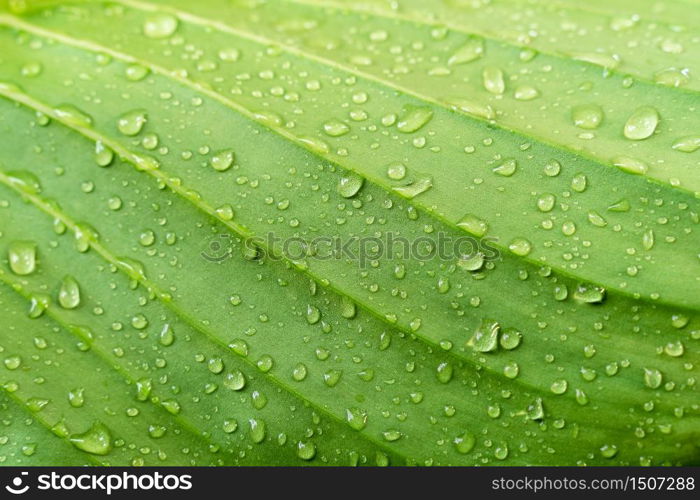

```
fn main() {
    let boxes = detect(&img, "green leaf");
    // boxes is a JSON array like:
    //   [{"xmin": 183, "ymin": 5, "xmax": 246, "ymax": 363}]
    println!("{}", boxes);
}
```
[{"xmin": 0, "ymin": 0, "xmax": 697, "ymax": 466}]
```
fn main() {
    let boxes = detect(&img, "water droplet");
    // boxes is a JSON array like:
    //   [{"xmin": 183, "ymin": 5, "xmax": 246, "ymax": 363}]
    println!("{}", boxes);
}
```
[
  {"xmin": 340, "ymin": 296, "xmax": 356, "ymax": 319},
  {"xmin": 624, "ymin": 107, "xmax": 659, "ymax": 140},
  {"xmin": 643, "ymin": 368, "xmax": 663, "ymax": 389},
  {"xmin": 28, "ymin": 293, "xmax": 50, "ymax": 318},
  {"xmin": 543, "ymin": 159, "xmax": 561, "ymax": 177},
  {"xmin": 392, "ymin": 176, "xmax": 432, "ymax": 199},
  {"xmin": 482, "ymin": 67, "xmax": 505, "ymax": 95},
  {"xmin": 224, "ymin": 371, "xmax": 246, "ymax": 391},
  {"xmin": 587, "ymin": 211, "xmax": 607, "ymax": 227},
  {"xmin": 222, "ymin": 419, "xmax": 238, "ymax": 433},
  {"xmin": 8, "ymin": 240, "xmax": 37, "ymax": 275},
  {"xmin": 131, "ymin": 313, "xmax": 148, "ymax": 329},
  {"xmin": 536, "ymin": 193, "xmax": 556, "ymax": 212},
  {"xmin": 454, "ymin": 431, "xmax": 475, "ymax": 454},
  {"xmin": 612, "ymin": 156, "xmax": 648, "ymax": 175},
  {"xmin": 323, "ymin": 369, "xmax": 342, "ymax": 387},
  {"xmin": 571, "ymin": 104, "xmax": 604, "ymax": 130},
  {"xmin": 58, "ymin": 275, "xmax": 80, "ymax": 309},
  {"xmin": 292, "ymin": 363, "xmax": 308, "ymax": 381},
  {"xmin": 503, "ymin": 361, "xmax": 519, "ymax": 379},
  {"xmin": 94, "ymin": 141, "xmax": 114, "ymax": 167},
  {"xmin": 458, "ymin": 252, "xmax": 484, "ymax": 271},
  {"xmin": 53, "ymin": 104, "xmax": 93, "ymax": 128},
  {"xmin": 297, "ymin": 441, "xmax": 316, "ymax": 460},
  {"xmin": 663, "ymin": 341, "xmax": 684, "ymax": 357},
  {"xmin": 600, "ymin": 444, "xmax": 618, "ymax": 459},
  {"xmin": 436, "ymin": 362, "xmax": 453, "ymax": 383},
  {"xmin": 69, "ymin": 422, "xmax": 112, "ymax": 455},
  {"xmin": 448, "ymin": 37, "xmax": 484, "ymax": 65},
  {"xmin": 499, "ymin": 327, "xmax": 522, "ymax": 350},
  {"xmin": 162, "ymin": 399, "xmax": 181, "ymax": 414},
  {"xmin": 204, "ymin": 150, "xmax": 235, "ymax": 173},
  {"xmin": 208, "ymin": 358, "xmax": 224, "ymax": 374},
  {"xmin": 68, "ymin": 388, "xmax": 85, "ymax": 408},
  {"xmin": 468, "ymin": 319, "xmax": 499, "ymax": 352},
  {"xmin": 493, "ymin": 158, "xmax": 517, "ymax": 177},
  {"xmin": 4, "ymin": 355, "xmax": 21, "ymax": 370},
  {"xmin": 573, "ymin": 284, "xmax": 606, "ymax": 303},
  {"xmin": 514, "ymin": 85, "xmax": 539, "ymax": 101},
  {"xmin": 672, "ymin": 136, "xmax": 700, "ymax": 153},
  {"xmin": 215, "ymin": 204, "xmax": 235, "ymax": 221},
  {"xmin": 508, "ymin": 238, "xmax": 532, "ymax": 256},
  {"xmin": 386, "ymin": 161, "xmax": 407, "ymax": 180},
  {"xmin": 143, "ymin": 14, "xmax": 178, "ymax": 39},
  {"xmin": 337, "ymin": 174, "xmax": 364, "ymax": 198},
  {"xmin": 125, "ymin": 64, "xmax": 149, "ymax": 81},
  {"xmin": 572, "ymin": 52, "xmax": 620, "ymax": 70},
  {"xmin": 561, "ymin": 221, "xmax": 577, "ymax": 236},
  {"xmin": 550, "ymin": 379, "xmax": 568, "ymax": 394},
  {"xmin": 251, "ymin": 390, "xmax": 267, "ymax": 409},
  {"xmin": 228, "ymin": 338, "xmax": 249, "ymax": 357},
  {"xmin": 117, "ymin": 109, "xmax": 147, "ymax": 136},
  {"xmin": 457, "ymin": 214, "xmax": 488, "ymax": 237},
  {"xmin": 346, "ymin": 407, "xmax": 368, "ymax": 431},
  {"xmin": 382, "ymin": 429, "xmax": 402, "ymax": 442},
  {"xmin": 256, "ymin": 355, "xmax": 274, "ymax": 373},
  {"xmin": 306, "ymin": 304, "xmax": 321, "ymax": 324},
  {"xmin": 397, "ymin": 106, "xmax": 433, "ymax": 133},
  {"xmin": 323, "ymin": 120, "xmax": 349, "ymax": 137},
  {"xmin": 445, "ymin": 98, "xmax": 494, "ymax": 119},
  {"xmin": 248, "ymin": 418, "xmax": 266, "ymax": 444}
]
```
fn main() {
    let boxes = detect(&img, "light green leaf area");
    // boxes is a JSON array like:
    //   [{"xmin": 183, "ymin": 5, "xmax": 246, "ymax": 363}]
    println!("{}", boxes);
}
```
[{"xmin": 0, "ymin": 0, "xmax": 697, "ymax": 466}]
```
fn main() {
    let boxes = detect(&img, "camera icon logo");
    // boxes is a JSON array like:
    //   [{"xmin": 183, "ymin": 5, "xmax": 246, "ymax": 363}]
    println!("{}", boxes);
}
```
[
  {"xmin": 200, "ymin": 234, "xmax": 233, "ymax": 263},
  {"xmin": 5, "ymin": 472, "xmax": 29, "ymax": 494}
]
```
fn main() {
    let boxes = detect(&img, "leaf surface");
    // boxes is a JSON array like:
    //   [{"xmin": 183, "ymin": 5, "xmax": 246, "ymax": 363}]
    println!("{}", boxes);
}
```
[{"xmin": 0, "ymin": 0, "xmax": 697, "ymax": 466}]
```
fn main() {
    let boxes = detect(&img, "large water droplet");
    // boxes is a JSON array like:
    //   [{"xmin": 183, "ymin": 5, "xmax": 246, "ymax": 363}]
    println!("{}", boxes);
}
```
[
  {"xmin": 672, "ymin": 136, "xmax": 700, "ymax": 153},
  {"xmin": 397, "ymin": 106, "xmax": 433, "ymax": 133},
  {"xmin": 210, "ymin": 149, "xmax": 235, "ymax": 172},
  {"xmin": 468, "ymin": 319, "xmax": 499, "ymax": 352},
  {"xmin": 448, "ymin": 37, "xmax": 484, "ymax": 65},
  {"xmin": 482, "ymin": 67, "xmax": 505, "ymax": 94},
  {"xmin": 392, "ymin": 176, "xmax": 433, "ymax": 199},
  {"xmin": 571, "ymin": 104, "xmax": 604, "ymax": 129},
  {"xmin": 8, "ymin": 240, "xmax": 37, "ymax": 275},
  {"xmin": 143, "ymin": 14, "xmax": 178, "ymax": 39},
  {"xmin": 69, "ymin": 422, "xmax": 112, "ymax": 455},
  {"xmin": 337, "ymin": 174, "xmax": 364, "ymax": 198},
  {"xmin": 623, "ymin": 106, "xmax": 659, "ymax": 140},
  {"xmin": 58, "ymin": 275, "xmax": 80, "ymax": 309},
  {"xmin": 612, "ymin": 156, "xmax": 648, "ymax": 175},
  {"xmin": 117, "ymin": 109, "xmax": 147, "ymax": 136}
]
